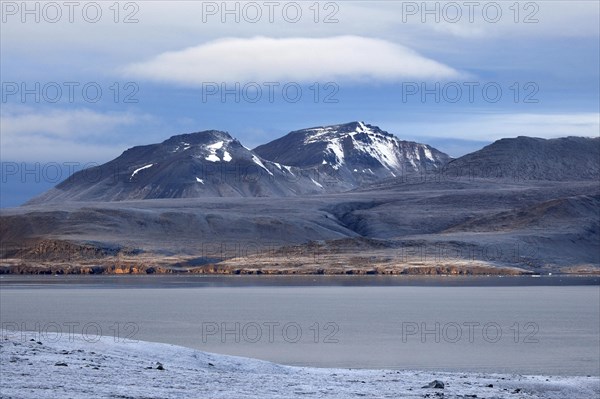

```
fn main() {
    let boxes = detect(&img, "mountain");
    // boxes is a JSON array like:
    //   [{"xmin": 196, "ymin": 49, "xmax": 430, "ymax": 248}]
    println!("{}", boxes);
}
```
[
  {"xmin": 254, "ymin": 121, "xmax": 451, "ymax": 185},
  {"xmin": 26, "ymin": 123, "xmax": 451, "ymax": 204},
  {"xmin": 26, "ymin": 130, "xmax": 335, "ymax": 204},
  {"xmin": 23, "ymin": 125, "xmax": 598, "ymax": 206},
  {"xmin": 4, "ymin": 129, "xmax": 599, "ymax": 274},
  {"xmin": 5, "ymin": 177, "xmax": 598, "ymax": 275},
  {"xmin": 444, "ymin": 136, "xmax": 600, "ymax": 181}
]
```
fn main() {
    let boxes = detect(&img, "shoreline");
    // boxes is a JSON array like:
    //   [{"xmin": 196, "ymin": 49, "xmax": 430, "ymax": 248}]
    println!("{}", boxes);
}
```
[
  {"xmin": 1, "ymin": 330, "xmax": 599, "ymax": 399},
  {"xmin": 0, "ymin": 259, "xmax": 534, "ymax": 276},
  {"xmin": 2, "ymin": 260, "xmax": 598, "ymax": 276}
]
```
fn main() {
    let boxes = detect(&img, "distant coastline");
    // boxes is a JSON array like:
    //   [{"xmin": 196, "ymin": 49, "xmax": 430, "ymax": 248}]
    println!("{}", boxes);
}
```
[{"xmin": 0, "ymin": 260, "xmax": 580, "ymax": 276}]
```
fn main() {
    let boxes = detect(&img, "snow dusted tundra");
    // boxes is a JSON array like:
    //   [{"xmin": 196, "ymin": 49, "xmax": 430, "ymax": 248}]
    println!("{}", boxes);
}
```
[{"xmin": 0, "ymin": 330, "xmax": 598, "ymax": 399}]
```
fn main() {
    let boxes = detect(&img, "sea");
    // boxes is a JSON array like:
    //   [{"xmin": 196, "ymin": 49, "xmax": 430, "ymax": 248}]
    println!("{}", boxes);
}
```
[{"xmin": 1, "ymin": 275, "xmax": 598, "ymax": 376}]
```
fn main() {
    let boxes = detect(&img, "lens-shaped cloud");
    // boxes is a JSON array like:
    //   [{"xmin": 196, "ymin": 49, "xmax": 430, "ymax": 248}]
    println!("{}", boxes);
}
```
[{"xmin": 121, "ymin": 36, "xmax": 461, "ymax": 85}]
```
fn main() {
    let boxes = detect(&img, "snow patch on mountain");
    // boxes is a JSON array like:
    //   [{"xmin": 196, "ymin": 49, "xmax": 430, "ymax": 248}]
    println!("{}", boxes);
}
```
[
  {"xmin": 350, "ymin": 131, "xmax": 401, "ymax": 171},
  {"xmin": 207, "ymin": 141, "xmax": 224, "ymax": 150},
  {"xmin": 325, "ymin": 139, "xmax": 345, "ymax": 170},
  {"xmin": 204, "ymin": 140, "xmax": 226, "ymax": 162},
  {"xmin": 200, "ymin": 139, "xmax": 238, "ymax": 163},
  {"xmin": 311, "ymin": 177, "xmax": 323, "ymax": 188},
  {"xmin": 298, "ymin": 121, "xmax": 445, "ymax": 175},
  {"xmin": 423, "ymin": 146, "xmax": 434, "ymax": 161},
  {"xmin": 130, "ymin": 164, "xmax": 154, "ymax": 180},
  {"xmin": 303, "ymin": 126, "xmax": 337, "ymax": 144},
  {"xmin": 172, "ymin": 142, "xmax": 192, "ymax": 152},
  {"xmin": 252, "ymin": 155, "xmax": 274, "ymax": 176}
]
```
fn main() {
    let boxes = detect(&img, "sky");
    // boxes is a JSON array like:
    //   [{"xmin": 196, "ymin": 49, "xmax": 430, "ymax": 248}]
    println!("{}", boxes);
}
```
[{"xmin": 1, "ymin": 0, "xmax": 599, "ymax": 207}]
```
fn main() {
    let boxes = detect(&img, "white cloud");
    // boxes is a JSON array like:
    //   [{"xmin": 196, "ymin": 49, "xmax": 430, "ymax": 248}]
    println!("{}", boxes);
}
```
[
  {"xmin": 1, "ymin": 108, "xmax": 137, "ymax": 138},
  {"xmin": 121, "ymin": 36, "xmax": 460, "ymax": 86},
  {"xmin": 1, "ymin": 2, "xmax": 597, "ymax": 84},
  {"xmin": 0, "ymin": 107, "xmax": 148, "ymax": 162},
  {"xmin": 0, "ymin": 135, "xmax": 126, "ymax": 164},
  {"xmin": 385, "ymin": 113, "xmax": 600, "ymax": 142}
]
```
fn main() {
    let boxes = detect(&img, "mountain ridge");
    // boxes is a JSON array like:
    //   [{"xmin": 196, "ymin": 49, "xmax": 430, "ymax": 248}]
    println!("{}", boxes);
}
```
[
  {"xmin": 254, "ymin": 121, "xmax": 451, "ymax": 185},
  {"xmin": 25, "ymin": 122, "xmax": 451, "ymax": 204},
  {"xmin": 23, "ymin": 124, "xmax": 600, "ymax": 205},
  {"xmin": 444, "ymin": 135, "xmax": 600, "ymax": 181}
]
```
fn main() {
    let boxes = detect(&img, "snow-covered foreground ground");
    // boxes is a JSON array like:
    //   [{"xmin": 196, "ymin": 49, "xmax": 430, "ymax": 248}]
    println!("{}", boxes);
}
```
[{"xmin": 1, "ymin": 330, "xmax": 598, "ymax": 399}]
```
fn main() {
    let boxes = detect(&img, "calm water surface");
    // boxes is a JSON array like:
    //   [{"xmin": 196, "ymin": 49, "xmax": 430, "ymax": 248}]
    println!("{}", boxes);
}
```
[{"xmin": 1, "ymin": 275, "xmax": 598, "ymax": 376}]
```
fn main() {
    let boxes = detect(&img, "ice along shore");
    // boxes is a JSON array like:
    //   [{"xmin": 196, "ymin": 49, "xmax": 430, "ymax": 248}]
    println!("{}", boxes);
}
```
[{"xmin": 1, "ymin": 330, "xmax": 598, "ymax": 398}]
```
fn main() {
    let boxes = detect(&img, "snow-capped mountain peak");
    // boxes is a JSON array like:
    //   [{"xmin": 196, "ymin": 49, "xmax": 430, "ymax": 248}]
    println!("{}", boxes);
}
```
[
  {"xmin": 254, "ymin": 122, "xmax": 451, "ymax": 183},
  {"xmin": 303, "ymin": 121, "xmax": 378, "ymax": 143},
  {"xmin": 164, "ymin": 131, "xmax": 237, "ymax": 163},
  {"xmin": 27, "ymin": 124, "xmax": 453, "ymax": 203}
]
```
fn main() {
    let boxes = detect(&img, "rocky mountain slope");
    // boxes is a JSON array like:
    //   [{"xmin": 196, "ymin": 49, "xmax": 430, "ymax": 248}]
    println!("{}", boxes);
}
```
[
  {"xmin": 26, "ymin": 123, "xmax": 450, "ymax": 204},
  {"xmin": 3, "ymin": 180, "xmax": 598, "ymax": 274},
  {"xmin": 443, "ymin": 136, "xmax": 600, "ymax": 181},
  {"xmin": 3, "ymin": 127, "xmax": 599, "ymax": 275},
  {"xmin": 254, "ymin": 121, "xmax": 451, "ymax": 185},
  {"xmin": 26, "ymin": 131, "xmax": 339, "ymax": 204}
]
